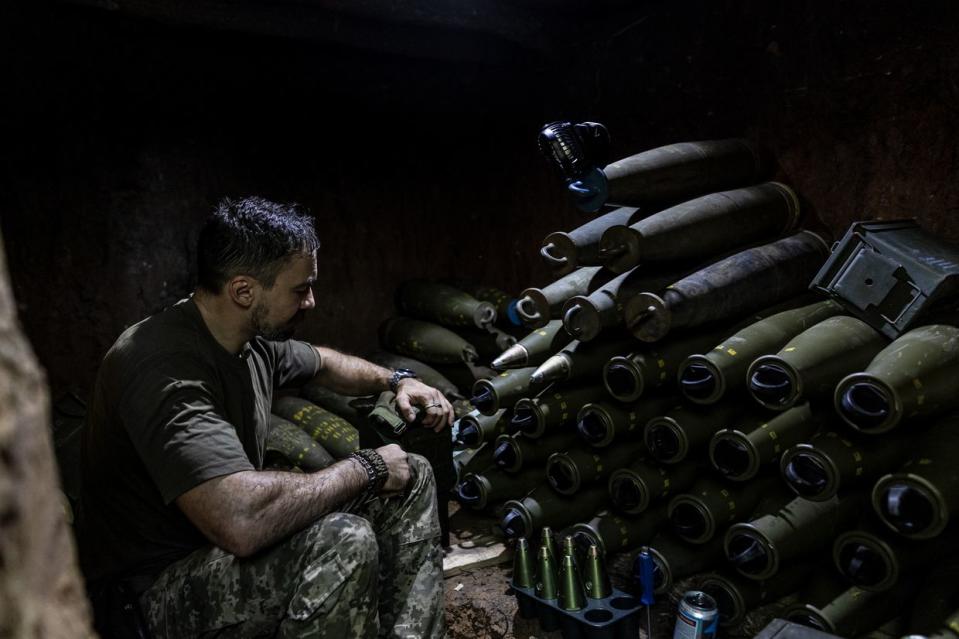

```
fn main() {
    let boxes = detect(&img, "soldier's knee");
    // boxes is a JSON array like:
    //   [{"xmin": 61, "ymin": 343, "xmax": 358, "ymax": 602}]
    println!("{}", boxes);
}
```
[
  {"xmin": 408, "ymin": 453, "xmax": 436, "ymax": 492},
  {"xmin": 305, "ymin": 513, "xmax": 378, "ymax": 570}
]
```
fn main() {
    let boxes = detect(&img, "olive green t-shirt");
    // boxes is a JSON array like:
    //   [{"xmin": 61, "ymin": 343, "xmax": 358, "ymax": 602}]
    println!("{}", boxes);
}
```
[{"xmin": 78, "ymin": 298, "xmax": 320, "ymax": 582}]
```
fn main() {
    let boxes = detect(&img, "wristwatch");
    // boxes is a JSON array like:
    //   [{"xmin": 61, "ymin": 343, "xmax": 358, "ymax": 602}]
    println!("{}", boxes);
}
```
[{"xmin": 388, "ymin": 368, "xmax": 418, "ymax": 393}]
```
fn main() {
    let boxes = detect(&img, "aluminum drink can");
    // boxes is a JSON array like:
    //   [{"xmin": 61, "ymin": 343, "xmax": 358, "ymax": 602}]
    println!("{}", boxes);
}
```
[{"xmin": 673, "ymin": 590, "xmax": 719, "ymax": 639}]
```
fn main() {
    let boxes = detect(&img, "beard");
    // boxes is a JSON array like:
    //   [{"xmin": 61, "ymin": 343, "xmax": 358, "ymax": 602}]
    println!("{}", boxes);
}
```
[{"xmin": 252, "ymin": 303, "xmax": 304, "ymax": 341}]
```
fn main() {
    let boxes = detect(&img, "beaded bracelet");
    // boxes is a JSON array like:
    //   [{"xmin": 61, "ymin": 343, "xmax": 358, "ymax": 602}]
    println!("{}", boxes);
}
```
[{"xmin": 348, "ymin": 448, "xmax": 389, "ymax": 500}]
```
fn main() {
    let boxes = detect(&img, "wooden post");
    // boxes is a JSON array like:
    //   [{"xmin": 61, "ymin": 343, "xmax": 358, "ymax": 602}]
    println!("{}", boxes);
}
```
[{"xmin": 0, "ymin": 230, "xmax": 96, "ymax": 637}]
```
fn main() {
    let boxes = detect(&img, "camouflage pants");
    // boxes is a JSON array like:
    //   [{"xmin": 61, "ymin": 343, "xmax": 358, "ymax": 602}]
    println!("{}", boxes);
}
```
[{"xmin": 139, "ymin": 454, "xmax": 445, "ymax": 639}]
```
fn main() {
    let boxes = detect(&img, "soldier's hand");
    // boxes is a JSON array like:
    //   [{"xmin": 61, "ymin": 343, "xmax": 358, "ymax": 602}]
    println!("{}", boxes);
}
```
[
  {"xmin": 394, "ymin": 378, "xmax": 454, "ymax": 432},
  {"xmin": 376, "ymin": 444, "xmax": 411, "ymax": 493}
]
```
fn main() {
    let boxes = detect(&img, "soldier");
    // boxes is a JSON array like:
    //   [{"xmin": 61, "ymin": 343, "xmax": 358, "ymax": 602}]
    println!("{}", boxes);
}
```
[{"xmin": 78, "ymin": 196, "xmax": 453, "ymax": 638}]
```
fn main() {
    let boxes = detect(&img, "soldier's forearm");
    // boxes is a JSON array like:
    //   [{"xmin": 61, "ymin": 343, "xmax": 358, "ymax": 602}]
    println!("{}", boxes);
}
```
[
  {"xmin": 178, "ymin": 457, "xmax": 369, "ymax": 557},
  {"xmin": 311, "ymin": 346, "xmax": 391, "ymax": 396}
]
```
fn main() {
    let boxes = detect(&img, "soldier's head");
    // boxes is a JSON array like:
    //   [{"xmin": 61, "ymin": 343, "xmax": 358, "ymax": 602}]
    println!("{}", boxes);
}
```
[{"xmin": 197, "ymin": 196, "xmax": 319, "ymax": 340}]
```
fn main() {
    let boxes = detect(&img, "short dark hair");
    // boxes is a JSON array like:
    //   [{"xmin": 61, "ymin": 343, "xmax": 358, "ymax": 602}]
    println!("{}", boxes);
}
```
[{"xmin": 197, "ymin": 196, "xmax": 319, "ymax": 293}]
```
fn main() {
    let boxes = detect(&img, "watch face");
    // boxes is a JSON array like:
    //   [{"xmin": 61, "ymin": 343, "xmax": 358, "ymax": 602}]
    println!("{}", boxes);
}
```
[{"xmin": 390, "ymin": 368, "xmax": 417, "ymax": 392}]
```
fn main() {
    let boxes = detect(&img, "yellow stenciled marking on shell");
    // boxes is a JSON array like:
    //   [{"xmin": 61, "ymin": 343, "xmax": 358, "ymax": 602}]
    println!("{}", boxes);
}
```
[
  {"xmin": 499, "ymin": 372, "xmax": 509, "ymax": 377},
  {"xmin": 919, "ymin": 458, "xmax": 934, "ymax": 465},
  {"xmin": 853, "ymin": 451, "xmax": 862, "ymax": 462},
  {"xmin": 560, "ymin": 401, "xmax": 568, "ymax": 409},
  {"xmin": 913, "ymin": 378, "xmax": 923, "ymax": 389},
  {"xmin": 726, "ymin": 348, "xmax": 737, "ymax": 356},
  {"xmin": 768, "ymin": 431, "xmax": 778, "ymax": 440},
  {"xmin": 538, "ymin": 330, "xmax": 547, "ymax": 336},
  {"xmin": 658, "ymin": 359, "xmax": 666, "ymax": 368},
  {"xmin": 784, "ymin": 347, "xmax": 796, "ymax": 352}
]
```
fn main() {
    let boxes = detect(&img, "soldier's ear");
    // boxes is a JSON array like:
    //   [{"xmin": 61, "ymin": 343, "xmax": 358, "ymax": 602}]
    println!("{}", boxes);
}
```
[{"xmin": 227, "ymin": 275, "xmax": 255, "ymax": 309}]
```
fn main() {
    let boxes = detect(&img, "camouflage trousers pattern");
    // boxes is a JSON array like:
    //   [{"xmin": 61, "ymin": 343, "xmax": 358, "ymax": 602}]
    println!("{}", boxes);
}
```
[{"xmin": 140, "ymin": 454, "xmax": 445, "ymax": 639}]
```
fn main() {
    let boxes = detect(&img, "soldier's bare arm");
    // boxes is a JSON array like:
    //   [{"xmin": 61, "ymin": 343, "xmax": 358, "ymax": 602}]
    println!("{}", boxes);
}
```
[
  {"xmin": 310, "ymin": 346, "xmax": 392, "ymax": 395},
  {"xmin": 176, "ymin": 443, "xmax": 410, "ymax": 557},
  {"xmin": 311, "ymin": 346, "xmax": 454, "ymax": 429}
]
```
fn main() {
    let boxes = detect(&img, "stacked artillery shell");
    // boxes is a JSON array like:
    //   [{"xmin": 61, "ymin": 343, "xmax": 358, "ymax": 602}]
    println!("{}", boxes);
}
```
[
  {"xmin": 577, "ymin": 395, "xmax": 677, "ymax": 447},
  {"xmin": 493, "ymin": 431, "xmax": 579, "ymax": 472},
  {"xmin": 500, "ymin": 484, "xmax": 609, "ymax": 540},
  {"xmin": 608, "ymin": 458, "xmax": 699, "ymax": 515},
  {"xmin": 364, "ymin": 350, "xmax": 465, "ymax": 399},
  {"xmin": 470, "ymin": 366, "xmax": 540, "ymax": 415},
  {"xmin": 454, "ymin": 409, "xmax": 509, "ymax": 449},
  {"xmin": 594, "ymin": 139, "xmax": 768, "ymax": 211},
  {"xmin": 569, "ymin": 504, "xmax": 670, "ymax": 556},
  {"xmin": 678, "ymin": 299, "xmax": 844, "ymax": 405},
  {"xmin": 540, "ymin": 206, "xmax": 641, "ymax": 276},
  {"xmin": 455, "ymin": 466, "xmax": 542, "ymax": 511},
  {"xmin": 623, "ymin": 231, "xmax": 830, "ymax": 342},
  {"xmin": 832, "ymin": 524, "xmax": 956, "ymax": 592},
  {"xmin": 834, "ymin": 324, "xmax": 959, "ymax": 434},
  {"xmin": 445, "ymin": 281, "xmax": 522, "ymax": 329},
  {"xmin": 603, "ymin": 328, "xmax": 731, "ymax": 402},
  {"xmin": 779, "ymin": 428, "xmax": 913, "ymax": 501},
  {"xmin": 300, "ymin": 384, "xmax": 372, "ymax": 427},
  {"xmin": 530, "ymin": 335, "xmax": 638, "ymax": 386},
  {"xmin": 700, "ymin": 566, "xmax": 814, "ymax": 627},
  {"xmin": 746, "ymin": 315, "xmax": 887, "ymax": 411},
  {"xmin": 871, "ymin": 412, "xmax": 959, "ymax": 539},
  {"xmin": 492, "ymin": 320, "xmax": 573, "ymax": 370},
  {"xmin": 395, "ymin": 279, "xmax": 497, "ymax": 329},
  {"xmin": 265, "ymin": 414, "xmax": 336, "ymax": 471},
  {"xmin": 379, "ymin": 317, "xmax": 478, "ymax": 364},
  {"xmin": 636, "ymin": 532, "xmax": 726, "ymax": 595},
  {"xmin": 561, "ymin": 263, "xmax": 696, "ymax": 342},
  {"xmin": 515, "ymin": 266, "xmax": 614, "ymax": 328},
  {"xmin": 643, "ymin": 400, "xmax": 753, "ymax": 464},
  {"xmin": 511, "ymin": 384, "xmax": 606, "ymax": 438},
  {"xmin": 598, "ymin": 182, "xmax": 800, "ymax": 275},
  {"xmin": 785, "ymin": 573, "xmax": 914, "ymax": 637},
  {"xmin": 457, "ymin": 326, "xmax": 517, "ymax": 360},
  {"xmin": 723, "ymin": 492, "xmax": 865, "ymax": 580},
  {"xmin": 271, "ymin": 396, "xmax": 360, "ymax": 458},
  {"xmin": 709, "ymin": 403, "xmax": 822, "ymax": 482},
  {"xmin": 667, "ymin": 476, "xmax": 784, "ymax": 544},
  {"xmin": 545, "ymin": 440, "xmax": 645, "ymax": 495}
]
